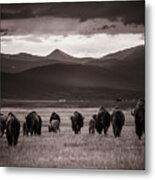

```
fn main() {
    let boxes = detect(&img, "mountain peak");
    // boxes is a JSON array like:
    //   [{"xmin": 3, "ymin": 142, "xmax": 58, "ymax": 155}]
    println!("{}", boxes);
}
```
[
  {"xmin": 52, "ymin": 49, "xmax": 63, "ymax": 54},
  {"xmin": 46, "ymin": 49, "xmax": 77, "ymax": 63},
  {"xmin": 47, "ymin": 49, "xmax": 70, "ymax": 57}
]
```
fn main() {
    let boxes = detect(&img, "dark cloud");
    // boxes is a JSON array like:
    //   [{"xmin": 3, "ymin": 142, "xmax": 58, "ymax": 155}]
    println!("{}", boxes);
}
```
[
  {"xmin": 1, "ymin": 1, "xmax": 145, "ymax": 25},
  {"xmin": 101, "ymin": 25, "xmax": 116, "ymax": 30},
  {"xmin": 1, "ymin": 17, "xmax": 144, "ymax": 37}
]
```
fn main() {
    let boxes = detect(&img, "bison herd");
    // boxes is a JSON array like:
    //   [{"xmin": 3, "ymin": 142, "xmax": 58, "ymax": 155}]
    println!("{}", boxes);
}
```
[{"xmin": 0, "ymin": 98, "xmax": 145, "ymax": 146}]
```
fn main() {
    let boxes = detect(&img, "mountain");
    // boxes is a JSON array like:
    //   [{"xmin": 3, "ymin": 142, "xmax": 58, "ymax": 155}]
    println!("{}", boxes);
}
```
[
  {"xmin": 0, "ymin": 51, "xmax": 75, "ymax": 73},
  {"xmin": 0, "ymin": 49, "xmax": 92, "ymax": 73},
  {"xmin": 1, "ymin": 45, "xmax": 145, "ymax": 100},
  {"xmin": 1, "ymin": 52, "xmax": 43, "ymax": 62},
  {"xmin": 0, "ymin": 53, "xmax": 43, "ymax": 73},
  {"xmin": 46, "ymin": 49, "xmax": 94, "ymax": 64},
  {"xmin": 101, "ymin": 45, "xmax": 143, "ymax": 61},
  {"xmin": 86, "ymin": 45, "xmax": 144, "ymax": 67},
  {"xmin": 46, "ymin": 49, "xmax": 76, "ymax": 62}
]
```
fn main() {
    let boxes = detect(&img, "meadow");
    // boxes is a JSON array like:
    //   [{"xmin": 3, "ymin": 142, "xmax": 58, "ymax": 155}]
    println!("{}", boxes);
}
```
[{"xmin": 0, "ymin": 107, "xmax": 145, "ymax": 169}]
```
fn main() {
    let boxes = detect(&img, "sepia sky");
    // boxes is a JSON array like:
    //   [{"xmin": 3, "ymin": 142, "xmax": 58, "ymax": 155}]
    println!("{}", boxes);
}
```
[{"xmin": 0, "ymin": 1, "xmax": 145, "ymax": 58}]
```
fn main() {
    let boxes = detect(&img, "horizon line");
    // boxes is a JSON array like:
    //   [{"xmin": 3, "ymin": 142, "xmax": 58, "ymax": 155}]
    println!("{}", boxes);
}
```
[{"xmin": 0, "ymin": 44, "xmax": 144, "ymax": 59}]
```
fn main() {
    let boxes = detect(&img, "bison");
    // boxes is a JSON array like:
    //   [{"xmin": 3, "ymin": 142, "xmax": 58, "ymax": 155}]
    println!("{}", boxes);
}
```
[
  {"xmin": 0, "ymin": 113, "xmax": 7, "ymax": 138},
  {"xmin": 70, "ymin": 111, "xmax": 84, "ymax": 134},
  {"xmin": 6, "ymin": 112, "xmax": 20, "ymax": 146},
  {"xmin": 111, "ymin": 107, "xmax": 125, "ymax": 137},
  {"xmin": 93, "ymin": 106, "xmax": 111, "ymax": 135},
  {"xmin": 48, "ymin": 119, "xmax": 60, "ymax": 133},
  {"xmin": 131, "ymin": 98, "xmax": 145, "ymax": 140},
  {"xmin": 48, "ymin": 112, "xmax": 61, "ymax": 133},
  {"xmin": 89, "ymin": 118, "xmax": 95, "ymax": 134},
  {"xmin": 25, "ymin": 111, "xmax": 42, "ymax": 136}
]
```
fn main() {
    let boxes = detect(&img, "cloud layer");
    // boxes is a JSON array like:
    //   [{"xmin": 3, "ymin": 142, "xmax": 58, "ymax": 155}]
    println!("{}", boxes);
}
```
[
  {"xmin": 0, "ymin": 1, "xmax": 145, "ymax": 58},
  {"xmin": 1, "ymin": 17, "xmax": 144, "ymax": 37},
  {"xmin": 1, "ymin": 1, "xmax": 145, "ymax": 25}
]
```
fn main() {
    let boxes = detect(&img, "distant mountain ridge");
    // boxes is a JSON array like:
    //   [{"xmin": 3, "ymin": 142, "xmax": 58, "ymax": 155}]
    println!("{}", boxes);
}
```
[
  {"xmin": 1, "ymin": 45, "xmax": 144, "ymax": 73},
  {"xmin": 1, "ymin": 48, "xmax": 92, "ymax": 73},
  {"xmin": 101, "ymin": 46, "xmax": 142, "ymax": 60},
  {"xmin": 1, "ymin": 45, "xmax": 145, "ymax": 100}
]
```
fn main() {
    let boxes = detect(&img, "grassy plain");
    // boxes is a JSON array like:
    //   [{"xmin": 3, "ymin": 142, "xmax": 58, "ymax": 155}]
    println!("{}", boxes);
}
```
[{"xmin": 0, "ymin": 107, "xmax": 145, "ymax": 169}]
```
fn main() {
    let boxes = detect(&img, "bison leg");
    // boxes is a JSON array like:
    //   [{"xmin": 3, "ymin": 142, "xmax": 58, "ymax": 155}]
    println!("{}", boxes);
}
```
[
  {"xmin": 8, "ymin": 139, "xmax": 12, "ymax": 146},
  {"xmin": 15, "ymin": 130, "xmax": 20, "ymax": 145},
  {"xmin": 7, "ymin": 133, "xmax": 12, "ymax": 146},
  {"xmin": 48, "ymin": 125, "xmax": 51, "ymax": 132},
  {"xmin": 135, "ymin": 123, "xmax": 143, "ymax": 140},
  {"xmin": 116, "ymin": 128, "xmax": 120, "ymax": 137},
  {"xmin": 34, "ymin": 131, "xmax": 37, "ymax": 136},
  {"xmin": 0, "ymin": 129, "xmax": 4, "ymax": 138},
  {"xmin": 38, "ymin": 128, "xmax": 41, "ymax": 136},
  {"xmin": 117, "ymin": 127, "xmax": 122, "ymax": 137},
  {"xmin": 90, "ymin": 128, "xmax": 95, "ymax": 134},
  {"xmin": 112, "ymin": 125, "xmax": 117, "ymax": 137},
  {"xmin": 12, "ymin": 135, "xmax": 16, "ymax": 146},
  {"xmin": 30, "ymin": 129, "xmax": 33, "ymax": 136},
  {"xmin": 91, "ymin": 128, "xmax": 95, "ymax": 134},
  {"xmin": 74, "ymin": 130, "xmax": 78, "ymax": 134},
  {"xmin": 104, "ymin": 128, "xmax": 108, "ymax": 135},
  {"xmin": 13, "ymin": 138, "xmax": 18, "ymax": 146},
  {"xmin": 26, "ymin": 130, "xmax": 29, "ymax": 136}
]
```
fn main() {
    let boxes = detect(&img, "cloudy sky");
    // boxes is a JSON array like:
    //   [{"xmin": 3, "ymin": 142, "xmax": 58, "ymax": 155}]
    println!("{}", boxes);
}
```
[{"xmin": 1, "ymin": 1, "xmax": 145, "ymax": 58}]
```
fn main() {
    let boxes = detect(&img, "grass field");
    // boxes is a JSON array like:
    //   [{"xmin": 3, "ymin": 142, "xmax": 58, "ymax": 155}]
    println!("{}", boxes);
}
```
[{"xmin": 0, "ymin": 107, "xmax": 145, "ymax": 169}]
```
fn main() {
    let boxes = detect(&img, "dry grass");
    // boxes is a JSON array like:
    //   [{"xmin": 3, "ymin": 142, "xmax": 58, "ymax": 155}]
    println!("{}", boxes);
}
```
[{"xmin": 0, "ymin": 107, "xmax": 145, "ymax": 169}]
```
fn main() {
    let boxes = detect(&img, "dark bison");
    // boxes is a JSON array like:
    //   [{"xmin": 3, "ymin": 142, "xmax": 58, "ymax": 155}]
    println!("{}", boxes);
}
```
[
  {"xmin": 6, "ymin": 112, "xmax": 20, "ymax": 146},
  {"xmin": 0, "ymin": 113, "xmax": 7, "ymax": 137},
  {"xmin": 89, "ymin": 118, "xmax": 95, "ymax": 134},
  {"xmin": 93, "ymin": 106, "xmax": 111, "ymax": 135},
  {"xmin": 111, "ymin": 107, "xmax": 125, "ymax": 137},
  {"xmin": 25, "ymin": 111, "xmax": 42, "ymax": 136},
  {"xmin": 131, "ymin": 98, "xmax": 145, "ymax": 140},
  {"xmin": 70, "ymin": 111, "xmax": 84, "ymax": 134}
]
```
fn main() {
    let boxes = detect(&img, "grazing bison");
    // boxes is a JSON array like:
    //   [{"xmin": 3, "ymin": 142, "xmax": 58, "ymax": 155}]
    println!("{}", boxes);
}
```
[
  {"xmin": 111, "ymin": 107, "xmax": 125, "ymax": 137},
  {"xmin": 48, "ymin": 119, "xmax": 60, "ymax": 133},
  {"xmin": 89, "ymin": 118, "xmax": 95, "ymax": 134},
  {"xmin": 25, "ymin": 111, "xmax": 42, "ymax": 136},
  {"xmin": 132, "ymin": 98, "xmax": 145, "ymax": 140},
  {"xmin": 6, "ymin": 112, "xmax": 20, "ymax": 146},
  {"xmin": 93, "ymin": 106, "xmax": 111, "ymax": 135},
  {"xmin": 70, "ymin": 111, "xmax": 84, "ymax": 134},
  {"xmin": 0, "ymin": 113, "xmax": 7, "ymax": 138}
]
